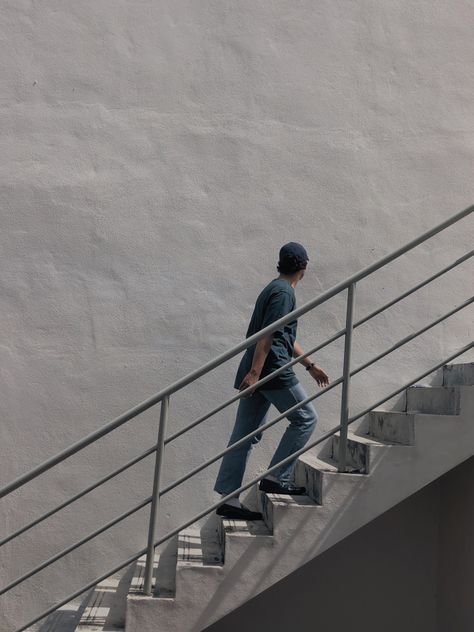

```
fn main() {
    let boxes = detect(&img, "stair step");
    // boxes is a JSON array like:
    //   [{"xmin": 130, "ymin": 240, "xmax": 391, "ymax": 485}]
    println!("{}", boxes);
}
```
[
  {"xmin": 124, "ymin": 359, "xmax": 474, "ymax": 632},
  {"xmin": 129, "ymin": 551, "xmax": 174, "ymax": 597},
  {"xmin": 331, "ymin": 430, "xmax": 389, "ymax": 473},
  {"xmin": 294, "ymin": 451, "xmax": 367, "ymax": 504},
  {"xmin": 172, "ymin": 529, "xmax": 224, "ymax": 601},
  {"xmin": 75, "ymin": 578, "xmax": 124, "ymax": 631},
  {"xmin": 177, "ymin": 529, "xmax": 222, "ymax": 568},
  {"xmin": 368, "ymin": 409, "xmax": 416, "ymax": 445},
  {"xmin": 217, "ymin": 517, "xmax": 271, "ymax": 540},
  {"xmin": 443, "ymin": 362, "xmax": 474, "ymax": 386},
  {"xmin": 217, "ymin": 518, "xmax": 273, "ymax": 564},
  {"xmin": 258, "ymin": 492, "xmax": 318, "ymax": 533},
  {"xmin": 406, "ymin": 385, "xmax": 461, "ymax": 415},
  {"xmin": 78, "ymin": 624, "xmax": 123, "ymax": 632}
]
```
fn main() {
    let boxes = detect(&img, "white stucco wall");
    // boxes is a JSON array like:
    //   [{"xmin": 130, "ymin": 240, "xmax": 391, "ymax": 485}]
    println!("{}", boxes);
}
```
[{"xmin": 1, "ymin": 2, "xmax": 473, "ymax": 629}]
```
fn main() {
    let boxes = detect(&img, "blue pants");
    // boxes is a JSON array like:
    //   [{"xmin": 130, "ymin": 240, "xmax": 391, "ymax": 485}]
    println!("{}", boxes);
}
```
[{"xmin": 213, "ymin": 381, "xmax": 318, "ymax": 496}]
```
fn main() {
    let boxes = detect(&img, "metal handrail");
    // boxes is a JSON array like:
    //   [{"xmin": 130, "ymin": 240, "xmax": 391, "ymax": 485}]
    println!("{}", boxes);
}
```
[
  {"xmin": 4, "ymin": 295, "xmax": 472, "ymax": 598},
  {"xmin": 0, "ymin": 443, "xmax": 159, "ymax": 548},
  {"xmin": 2, "ymin": 247, "xmax": 471, "ymax": 554},
  {"xmin": 1, "ymin": 249, "xmax": 472, "ymax": 551},
  {"xmin": 165, "ymin": 248, "xmax": 474, "ymax": 444},
  {"xmin": 2, "ymin": 204, "xmax": 472, "ymax": 631},
  {"xmin": 14, "ymin": 341, "xmax": 474, "ymax": 632},
  {"xmin": 1, "ymin": 204, "xmax": 472, "ymax": 500},
  {"xmin": 0, "ymin": 496, "xmax": 152, "ymax": 596},
  {"xmin": 157, "ymin": 297, "xmax": 473, "ymax": 496}
]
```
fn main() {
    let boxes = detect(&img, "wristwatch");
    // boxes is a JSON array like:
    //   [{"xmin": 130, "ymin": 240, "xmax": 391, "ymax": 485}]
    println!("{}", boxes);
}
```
[{"xmin": 305, "ymin": 362, "xmax": 315, "ymax": 371}]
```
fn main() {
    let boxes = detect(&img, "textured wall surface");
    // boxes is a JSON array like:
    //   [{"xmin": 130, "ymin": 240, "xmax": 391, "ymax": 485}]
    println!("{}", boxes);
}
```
[{"xmin": 1, "ymin": 1, "xmax": 473, "ymax": 629}]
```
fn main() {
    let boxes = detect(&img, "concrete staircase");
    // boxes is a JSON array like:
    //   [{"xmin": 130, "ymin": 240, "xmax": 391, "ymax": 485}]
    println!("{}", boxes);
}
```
[{"xmin": 54, "ymin": 361, "xmax": 473, "ymax": 632}]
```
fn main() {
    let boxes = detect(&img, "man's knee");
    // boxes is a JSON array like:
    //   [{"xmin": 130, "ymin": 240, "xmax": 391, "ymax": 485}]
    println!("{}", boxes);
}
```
[
  {"xmin": 309, "ymin": 403, "xmax": 319, "ymax": 425},
  {"xmin": 290, "ymin": 402, "xmax": 318, "ymax": 429}
]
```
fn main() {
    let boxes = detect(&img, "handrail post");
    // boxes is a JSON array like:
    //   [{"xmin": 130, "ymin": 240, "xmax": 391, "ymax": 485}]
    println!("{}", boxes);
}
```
[
  {"xmin": 143, "ymin": 394, "xmax": 169, "ymax": 595},
  {"xmin": 338, "ymin": 283, "xmax": 356, "ymax": 472}
]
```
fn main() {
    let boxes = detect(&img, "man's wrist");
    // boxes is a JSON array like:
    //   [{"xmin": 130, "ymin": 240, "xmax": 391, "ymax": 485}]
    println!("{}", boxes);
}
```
[{"xmin": 305, "ymin": 361, "xmax": 315, "ymax": 371}]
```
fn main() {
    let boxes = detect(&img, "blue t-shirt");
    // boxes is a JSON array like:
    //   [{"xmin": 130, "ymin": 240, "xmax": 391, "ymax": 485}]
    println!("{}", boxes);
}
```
[{"xmin": 234, "ymin": 278, "xmax": 298, "ymax": 391}]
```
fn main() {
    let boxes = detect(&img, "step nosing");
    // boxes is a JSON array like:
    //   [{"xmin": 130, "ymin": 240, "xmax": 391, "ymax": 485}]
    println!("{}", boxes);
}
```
[
  {"xmin": 266, "ymin": 493, "xmax": 317, "ymax": 506},
  {"xmin": 334, "ymin": 430, "xmax": 390, "ymax": 446}
]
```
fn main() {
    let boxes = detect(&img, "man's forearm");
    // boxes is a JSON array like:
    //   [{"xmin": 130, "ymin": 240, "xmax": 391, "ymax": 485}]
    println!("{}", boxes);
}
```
[
  {"xmin": 249, "ymin": 334, "xmax": 273, "ymax": 376},
  {"xmin": 293, "ymin": 341, "xmax": 316, "ymax": 368}
]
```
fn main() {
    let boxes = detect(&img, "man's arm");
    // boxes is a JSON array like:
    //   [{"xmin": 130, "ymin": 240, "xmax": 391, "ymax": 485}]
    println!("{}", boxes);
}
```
[
  {"xmin": 293, "ymin": 340, "xmax": 330, "ymax": 387},
  {"xmin": 238, "ymin": 333, "xmax": 273, "ymax": 392},
  {"xmin": 293, "ymin": 340, "xmax": 315, "ymax": 368},
  {"xmin": 239, "ymin": 289, "xmax": 306, "ymax": 394}
]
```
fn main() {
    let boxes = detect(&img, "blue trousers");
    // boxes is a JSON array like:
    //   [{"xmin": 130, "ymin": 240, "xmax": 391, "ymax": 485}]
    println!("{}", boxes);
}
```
[{"xmin": 213, "ymin": 381, "xmax": 318, "ymax": 497}]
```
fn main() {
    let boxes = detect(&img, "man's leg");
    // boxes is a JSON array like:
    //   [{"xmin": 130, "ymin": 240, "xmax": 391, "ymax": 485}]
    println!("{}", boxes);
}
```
[
  {"xmin": 260, "ymin": 381, "xmax": 318, "ymax": 486},
  {"xmin": 213, "ymin": 389, "xmax": 271, "ymax": 498}
]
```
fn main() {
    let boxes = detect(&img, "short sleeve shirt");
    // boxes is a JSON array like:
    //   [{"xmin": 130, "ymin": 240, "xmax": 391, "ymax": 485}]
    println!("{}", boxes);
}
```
[{"xmin": 234, "ymin": 278, "xmax": 299, "ymax": 391}]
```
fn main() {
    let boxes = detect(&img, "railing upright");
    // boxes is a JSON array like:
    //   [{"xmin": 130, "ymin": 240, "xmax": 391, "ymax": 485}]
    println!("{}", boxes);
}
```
[
  {"xmin": 338, "ymin": 282, "xmax": 356, "ymax": 472},
  {"xmin": 143, "ymin": 394, "xmax": 170, "ymax": 595}
]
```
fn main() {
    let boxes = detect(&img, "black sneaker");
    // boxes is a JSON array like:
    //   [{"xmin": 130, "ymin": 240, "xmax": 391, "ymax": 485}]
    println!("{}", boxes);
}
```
[
  {"xmin": 259, "ymin": 478, "xmax": 306, "ymax": 495},
  {"xmin": 216, "ymin": 503, "xmax": 263, "ymax": 520}
]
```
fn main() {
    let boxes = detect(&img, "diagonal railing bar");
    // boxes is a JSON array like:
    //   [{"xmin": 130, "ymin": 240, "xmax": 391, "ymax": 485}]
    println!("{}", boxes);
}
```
[
  {"xmin": 300, "ymin": 250, "xmax": 474, "ymax": 365},
  {"xmin": 164, "ymin": 249, "xmax": 473, "ymax": 444},
  {"xmin": 3, "ymin": 291, "xmax": 472, "ymax": 600},
  {"xmin": 4, "ymin": 247, "xmax": 471, "ymax": 551},
  {"xmin": 2, "ymin": 205, "xmax": 472, "ymax": 501},
  {"xmin": 0, "ymin": 495, "xmax": 153, "ymax": 596},
  {"xmin": 15, "ymin": 342, "xmax": 474, "ymax": 632},
  {"xmin": 0, "ymin": 444, "xmax": 159, "ymax": 549},
  {"xmin": 4, "ymin": 207, "xmax": 473, "ymax": 632},
  {"xmin": 3, "ymin": 293, "xmax": 472, "ymax": 591},
  {"xmin": 158, "ymin": 298, "xmax": 473, "ymax": 497},
  {"xmin": 4, "ymin": 249, "xmax": 470, "ymax": 553},
  {"xmin": 353, "ymin": 249, "xmax": 473, "ymax": 328},
  {"xmin": 342, "ymin": 298, "xmax": 474, "ymax": 381}
]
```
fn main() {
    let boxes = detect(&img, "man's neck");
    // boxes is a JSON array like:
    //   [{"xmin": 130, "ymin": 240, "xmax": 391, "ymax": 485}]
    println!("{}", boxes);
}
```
[{"xmin": 278, "ymin": 274, "xmax": 298, "ymax": 288}]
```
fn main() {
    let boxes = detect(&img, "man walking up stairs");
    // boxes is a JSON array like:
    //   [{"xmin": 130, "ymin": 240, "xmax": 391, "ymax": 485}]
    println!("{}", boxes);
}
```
[{"xmin": 213, "ymin": 242, "xmax": 330, "ymax": 519}]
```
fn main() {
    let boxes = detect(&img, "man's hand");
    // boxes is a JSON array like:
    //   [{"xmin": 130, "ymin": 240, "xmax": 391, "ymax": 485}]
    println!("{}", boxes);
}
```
[
  {"xmin": 239, "ymin": 369, "xmax": 260, "ymax": 397},
  {"xmin": 308, "ymin": 365, "xmax": 330, "ymax": 387}
]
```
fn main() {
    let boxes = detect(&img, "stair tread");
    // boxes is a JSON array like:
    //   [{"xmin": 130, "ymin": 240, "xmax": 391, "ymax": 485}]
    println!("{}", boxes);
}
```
[
  {"xmin": 370, "ymin": 408, "xmax": 413, "ymax": 417},
  {"xmin": 78, "ymin": 627, "xmax": 123, "ymax": 632},
  {"xmin": 178, "ymin": 529, "xmax": 223, "ymax": 567},
  {"xmin": 220, "ymin": 518, "xmax": 272, "ymax": 537},
  {"xmin": 299, "ymin": 451, "xmax": 369, "ymax": 475},
  {"xmin": 299, "ymin": 452, "xmax": 339, "ymax": 472},
  {"xmin": 265, "ymin": 493, "xmax": 317, "ymax": 507},
  {"xmin": 334, "ymin": 430, "xmax": 393, "ymax": 446},
  {"xmin": 407, "ymin": 384, "xmax": 458, "ymax": 390},
  {"xmin": 76, "ymin": 623, "xmax": 125, "ymax": 632},
  {"xmin": 129, "ymin": 553, "xmax": 159, "ymax": 595},
  {"xmin": 75, "ymin": 578, "xmax": 124, "ymax": 631}
]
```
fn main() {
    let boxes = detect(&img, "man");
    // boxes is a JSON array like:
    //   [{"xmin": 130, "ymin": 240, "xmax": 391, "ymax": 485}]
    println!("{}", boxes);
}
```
[{"xmin": 214, "ymin": 242, "xmax": 330, "ymax": 520}]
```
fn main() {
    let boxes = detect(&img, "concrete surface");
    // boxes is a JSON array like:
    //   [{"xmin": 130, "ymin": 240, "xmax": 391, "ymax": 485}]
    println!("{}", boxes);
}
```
[
  {"xmin": 206, "ymin": 455, "xmax": 474, "ymax": 632},
  {"xmin": 1, "ymin": 2, "xmax": 474, "ymax": 630},
  {"xmin": 125, "ymin": 378, "xmax": 474, "ymax": 630}
]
